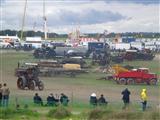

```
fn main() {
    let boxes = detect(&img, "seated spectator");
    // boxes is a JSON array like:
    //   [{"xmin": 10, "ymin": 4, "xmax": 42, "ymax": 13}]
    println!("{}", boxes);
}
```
[
  {"xmin": 90, "ymin": 93, "xmax": 97, "ymax": 106},
  {"xmin": 47, "ymin": 93, "xmax": 59, "ymax": 106},
  {"xmin": 98, "ymin": 94, "xmax": 108, "ymax": 106},
  {"xmin": 60, "ymin": 93, "xmax": 69, "ymax": 106},
  {"xmin": 33, "ymin": 93, "xmax": 43, "ymax": 106}
]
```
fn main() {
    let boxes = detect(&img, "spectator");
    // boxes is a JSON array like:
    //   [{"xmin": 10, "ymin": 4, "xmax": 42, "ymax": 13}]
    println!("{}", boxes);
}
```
[
  {"xmin": 141, "ymin": 89, "xmax": 147, "ymax": 111},
  {"xmin": 47, "ymin": 93, "xmax": 59, "ymax": 106},
  {"xmin": 33, "ymin": 93, "xmax": 43, "ymax": 106},
  {"xmin": 2, "ymin": 83, "xmax": 10, "ymax": 107},
  {"xmin": 90, "ymin": 93, "xmax": 97, "ymax": 107},
  {"xmin": 60, "ymin": 93, "xmax": 69, "ymax": 106},
  {"xmin": 121, "ymin": 88, "xmax": 130, "ymax": 110},
  {"xmin": 0, "ymin": 84, "xmax": 2, "ymax": 107},
  {"xmin": 98, "ymin": 94, "xmax": 108, "ymax": 106}
]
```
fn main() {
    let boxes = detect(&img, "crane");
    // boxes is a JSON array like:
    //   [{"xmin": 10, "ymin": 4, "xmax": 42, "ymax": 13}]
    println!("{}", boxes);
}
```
[
  {"xmin": 43, "ymin": 0, "xmax": 47, "ymax": 40},
  {"xmin": 20, "ymin": 0, "xmax": 27, "ymax": 40}
]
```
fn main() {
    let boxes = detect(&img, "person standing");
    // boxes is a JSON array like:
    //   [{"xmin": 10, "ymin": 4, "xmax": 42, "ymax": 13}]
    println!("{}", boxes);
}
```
[
  {"xmin": 141, "ymin": 89, "xmax": 147, "ymax": 111},
  {"xmin": 121, "ymin": 88, "xmax": 130, "ymax": 109},
  {"xmin": 0, "ymin": 84, "xmax": 2, "ymax": 107},
  {"xmin": 2, "ymin": 83, "xmax": 10, "ymax": 107}
]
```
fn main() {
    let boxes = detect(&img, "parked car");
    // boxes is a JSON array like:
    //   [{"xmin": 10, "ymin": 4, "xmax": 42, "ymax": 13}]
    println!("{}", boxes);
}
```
[{"xmin": 0, "ymin": 39, "xmax": 12, "ymax": 48}]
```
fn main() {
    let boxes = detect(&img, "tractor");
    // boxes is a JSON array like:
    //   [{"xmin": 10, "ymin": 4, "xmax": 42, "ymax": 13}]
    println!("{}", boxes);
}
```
[
  {"xmin": 16, "ymin": 65, "xmax": 44, "ymax": 90},
  {"xmin": 33, "ymin": 46, "xmax": 56, "ymax": 59},
  {"xmin": 112, "ymin": 65, "xmax": 158, "ymax": 85},
  {"xmin": 123, "ymin": 49, "xmax": 155, "ymax": 61},
  {"xmin": 111, "ymin": 52, "xmax": 124, "ymax": 63}
]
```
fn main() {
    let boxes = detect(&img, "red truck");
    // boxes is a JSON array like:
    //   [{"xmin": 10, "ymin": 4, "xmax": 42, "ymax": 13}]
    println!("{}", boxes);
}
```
[{"xmin": 115, "ymin": 68, "xmax": 158, "ymax": 85}]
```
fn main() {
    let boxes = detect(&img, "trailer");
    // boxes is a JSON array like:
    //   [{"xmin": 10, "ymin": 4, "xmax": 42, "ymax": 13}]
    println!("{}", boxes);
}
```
[
  {"xmin": 114, "ymin": 43, "xmax": 130, "ymax": 50},
  {"xmin": 15, "ymin": 60, "xmax": 88, "ymax": 78}
]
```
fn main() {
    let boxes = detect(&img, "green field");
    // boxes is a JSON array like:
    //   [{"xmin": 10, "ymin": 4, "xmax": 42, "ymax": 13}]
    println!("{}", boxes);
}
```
[{"xmin": 0, "ymin": 50, "xmax": 160, "ymax": 119}]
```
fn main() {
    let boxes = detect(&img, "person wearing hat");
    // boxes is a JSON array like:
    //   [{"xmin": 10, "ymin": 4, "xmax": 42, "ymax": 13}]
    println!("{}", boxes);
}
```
[
  {"xmin": 141, "ymin": 89, "xmax": 147, "ymax": 111},
  {"xmin": 90, "ymin": 93, "xmax": 97, "ymax": 107}
]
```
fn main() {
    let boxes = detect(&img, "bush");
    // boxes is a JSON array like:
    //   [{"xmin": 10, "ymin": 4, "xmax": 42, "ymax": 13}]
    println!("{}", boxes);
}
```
[
  {"xmin": 105, "ymin": 111, "xmax": 142, "ymax": 120},
  {"xmin": 143, "ymin": 110, "xmax": 160, "ymax": 120},
  {"xmin": 0, "ymin": 108, "xmax": 14, "ymax": 119},
  {"xmin": 0, "ymin": 108, "xmax": 39, "ymax": 119},
  {"xmin": 48, "ymin": 106, "xmax": 71, "ymax": 119},
  {"xmin": 89, "ymin": 108, "xmax": 109, "ymax": 120}
]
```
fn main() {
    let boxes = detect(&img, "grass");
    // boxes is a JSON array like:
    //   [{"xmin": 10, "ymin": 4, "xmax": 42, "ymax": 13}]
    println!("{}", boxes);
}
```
[
  {"xmin": 0, "ymin": 107, "xmax": 40, "ymax": 120},
  {"xmin": 0, "ymin": 103, "xmax": 159, "ymax": 120},
  {"xmin": 47, "ymin": 106, "xmax": 71, "ymax": 119},
  {"xmin": 0, "ymin": 50, "xmax": 159, "ymax": 119}
]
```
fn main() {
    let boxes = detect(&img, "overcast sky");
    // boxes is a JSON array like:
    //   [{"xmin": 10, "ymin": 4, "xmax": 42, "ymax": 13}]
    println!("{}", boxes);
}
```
[{"xmin": 0, "ymin": 0, "xmax": 159, "ymax": 34}]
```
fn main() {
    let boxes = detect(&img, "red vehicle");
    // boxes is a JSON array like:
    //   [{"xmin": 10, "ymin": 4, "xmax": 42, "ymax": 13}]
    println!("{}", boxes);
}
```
[{"xmin": 115, "ymin": 68, "xmax": 158, "ymax": 85}]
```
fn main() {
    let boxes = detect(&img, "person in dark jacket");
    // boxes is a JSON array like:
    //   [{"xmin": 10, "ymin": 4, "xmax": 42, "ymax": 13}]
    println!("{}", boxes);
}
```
[
  {"xmin": 90, "ymin": 93, "xmax": 97, "ymax": 107},
  {"xmin": 121, "ymin": 88, "xmax": 131, "ymax": 109},
  {"xmin": 47, "ymin": 93, "xmax": 59, "ymax": 106},
  {"xmin": 98, "ymin": 94, "xmax": 108, "ymax": 106},
  {"xmin": 60, "ymin": 93, "xmax": 69, "ymax": 106},
  {"xmin": 33, "ymin": 93, "xmax": 43, "ymax": 106}
]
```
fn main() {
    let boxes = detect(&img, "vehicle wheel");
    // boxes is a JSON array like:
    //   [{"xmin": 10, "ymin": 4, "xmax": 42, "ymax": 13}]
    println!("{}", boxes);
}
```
[
  {"xmin": 149, "ymin": 79, "xmax": 157, "ymax": 85},
  {"xmin": 28, "ymin": 81, "xmax": 35, "ymax": 90},
  {"xmin": 6, "ymin": 45, "xmax": 11, "ymax": 49},
  {"xmin": 127, "ymin": 78, "xmax": 135, "ymax": 85},
  {"xmin": 17, "ymin": 78, "xmax": 25, "ymax": 89},
  {"xmin": 38, "ymin": 81, "xmax": 44, "ymax": 91},
  {"xmin": 119, "ymin": 78, "xmax": 127, "ymax": 85}
]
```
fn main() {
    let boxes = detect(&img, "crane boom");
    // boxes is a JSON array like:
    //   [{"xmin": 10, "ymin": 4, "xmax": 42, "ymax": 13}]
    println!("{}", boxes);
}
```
[
  {"xmin": 21, "ymin": 0, "xmax": 27, "ymax": 40},
  {"xmin": 43, "ymin": 0, "xmax": 47, "ymax": 40}
]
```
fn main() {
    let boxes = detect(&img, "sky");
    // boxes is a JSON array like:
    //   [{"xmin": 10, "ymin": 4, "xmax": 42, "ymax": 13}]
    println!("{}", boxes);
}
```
[{"xmin": 0, "ymin": 0, "xmax": 159, "ymax": 34}]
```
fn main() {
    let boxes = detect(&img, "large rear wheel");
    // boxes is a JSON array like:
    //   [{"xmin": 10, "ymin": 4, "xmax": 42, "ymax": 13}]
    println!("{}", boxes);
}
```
[
  {"xmin": 119, "ymin": 78, "xmax": 127, "ymax": 85},
  {"xmin": 127, "ymin": 78, "xmax": 135, "ymax": 85}
]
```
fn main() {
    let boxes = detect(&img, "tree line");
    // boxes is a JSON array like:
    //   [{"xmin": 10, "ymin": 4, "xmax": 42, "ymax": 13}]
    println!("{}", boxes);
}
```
[
  {"xmin": 0, "ymin": 29, "xmax": 159, "ymax": 39},
  {"xmin": 0, "ymin": 30, "xmax": 65, "ymax": 38}
]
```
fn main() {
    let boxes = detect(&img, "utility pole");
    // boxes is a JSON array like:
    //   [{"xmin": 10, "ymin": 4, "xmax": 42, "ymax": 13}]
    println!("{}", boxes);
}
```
[
  {"xmin": 21, "ymin": 0, "xmax": 27, "ymax": 40},
  {"xmin": 43, "ymin": 0, "xmax": 47, "ymax": 40}
]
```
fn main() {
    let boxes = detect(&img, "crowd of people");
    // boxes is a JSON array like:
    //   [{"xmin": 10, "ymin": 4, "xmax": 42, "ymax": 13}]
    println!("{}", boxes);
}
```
[
  {"xmin": 32, "ymin": 88, "xmax": 148, "ymax": 111},
  {"xmin": 33, "ymin": 93, "xmax": 69, "ymax": 106},
  {"xmin": 89, "ymin": 93, "xmax": 108, "ymax": 106},
  {"xmin": 121, "ymin": 88, "xmax": 148, "ymax": 111},
  {"xmin": 0, "ymin": 83, "xmax": 148, "ymax": 111}
]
